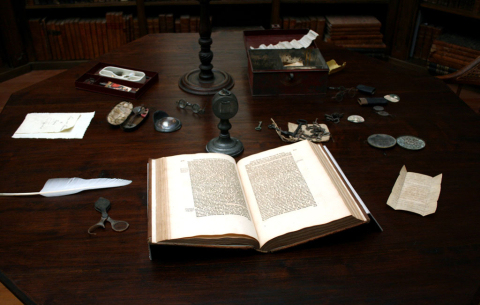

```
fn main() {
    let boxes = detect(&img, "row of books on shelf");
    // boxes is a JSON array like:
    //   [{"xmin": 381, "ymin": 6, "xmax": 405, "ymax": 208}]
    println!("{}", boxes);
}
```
[
  {"xmin": 280, "ymin": 15, "xmax": 386, "ymax": 52},
  {"xmin": 29, "ymin": 12, "xmax": 136, "ymax": 61},
  {"xmin": 281, "ymin": 16, "xmax": 326, "ymax": 40},
  {"xmin": 421, "ymin": 0, "xmax": 480, "ymax": 12},
  {"xmin": 147, "ymin": 15, "xmax": 201, "ymax": 34},
  {"xmin": 27, "ymin": 0, "xmax": 135, "ymax": 5},
  {"xmin": 413, "ymin": 23, "xmax": 443, "ymax": 61},
  {"xmin": 28, "ymin": 12, "xmax": 202, "ymax": 61},
  {"xmin": 424, "ymin": 32, "xmax": 480, "ymax": 74}
]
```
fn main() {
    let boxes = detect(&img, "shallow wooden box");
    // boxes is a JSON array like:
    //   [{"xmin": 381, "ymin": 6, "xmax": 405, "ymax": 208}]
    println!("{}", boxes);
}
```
[
  {"xmin": 75, "ymin": 62, "xmax": 158, "ymax": 99},
  {"xmin": 243, "ymin": 29, "xmax": 329, "ymax": 96}
]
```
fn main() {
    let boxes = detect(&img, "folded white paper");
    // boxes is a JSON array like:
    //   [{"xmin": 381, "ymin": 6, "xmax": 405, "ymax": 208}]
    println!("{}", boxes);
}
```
[
  {"xmin": 12, "ymin": 112, "xmax": 95, "ymax": 139},
  {"xmin": 250, "ymin": 30, "xmax": 319, "ymax": 50}
]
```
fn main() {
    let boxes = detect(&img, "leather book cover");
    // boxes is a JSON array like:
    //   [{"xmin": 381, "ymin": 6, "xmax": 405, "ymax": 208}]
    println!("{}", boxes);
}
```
[
  {"xmin": 175, "ymin": 18, "xmax": 181, "ymax": 33},
  {"xmin": 53, "ymin": 21, "xmax": 64, "ymax": 60},
  {"xmin": 39, "ymin": 18, "xmax": 52, "ymax": 60},
  {"xmin": 326, "ymin": 15, "xmax": 381, "ymax": 28},
  {"xmin": 153, "ymin": 16, "xmax": 159, "ymax": 34},
  {"xmin": 180, "ymin": 15, "xmax": 190, "ymax": 33},
  {"xmin": 60, "ymin": 20, "xmax": 71, "ymax": 60},
  {"xmin": 413, "ymin": 23, "xmax": 427, "ymax": 59},
  {"xmin": 190, "ymin": 16, "xmax": 197, "ymax": 33},
  {"xmin": 282, "ymin": 17, "xmax": 290, "ymax": 29},
  {"xmin": 159, "ymin": 14, "xmax": 166, "ymax": 33},
  {"xmin": 147, "ymin": 17, "xmax": 154, "ymax": 34},
  {"xmin": 308, "ymin": 16, "xmax": 317, "ymax": 32},
  {"xmin": 166, "ymin": 14, "xmax": 174, "ymax": 33},
  {"xmin": 133, "ymin": 18, "xmax": 140, "ymax": 41},
  {"xmin": 96, "ymin": 18, "xmax": 105, "ymax": 56},
  {"xmin": 28, "ymin": 19, "xmax": 46, "ymax": 61},
  {"xmin": 116, "ymin": 12, "xmax": 124, "ymax": 48},
  {"xmin": 432, "ymin": 42, "xmax": 479, "ymax": 59},
  {"xmin": 72, "ymin": 18, "xmax": 84, "ymax": 59},
  {"xmin": 106, "ymin": 12, "xmax": 114, "ymax": 51},
  {"xmin": 85, "ymin": 20, "xmax": 95, "ymax": 59},
  {"xmin": 46, "ymin": 20, "xmax": 57, "ymax": 60},
  {"xmin": 64, "ymin": 19, "xmax": 76, "ymax": 60},
  {"xmin": 78, "ymin": 19, "xmax": 90, "ymax": 59}
]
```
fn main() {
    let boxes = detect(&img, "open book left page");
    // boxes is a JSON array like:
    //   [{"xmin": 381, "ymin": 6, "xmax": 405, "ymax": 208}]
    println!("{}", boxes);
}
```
[{"xmin": 149, "ymin": 153, "xmax": 259, "ymax": 248}]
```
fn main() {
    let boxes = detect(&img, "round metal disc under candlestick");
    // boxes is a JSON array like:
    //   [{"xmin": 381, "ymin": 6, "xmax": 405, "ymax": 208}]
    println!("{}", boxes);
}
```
[
  {"xmin": 206, "ymin": 89, "xmax": 243, "ymax": 157},
  {"xmin": 178, "ymin": 0, "xmax": 234, "ymax": 95}
]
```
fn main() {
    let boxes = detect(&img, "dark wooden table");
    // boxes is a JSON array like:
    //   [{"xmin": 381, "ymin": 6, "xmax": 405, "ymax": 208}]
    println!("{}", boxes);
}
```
[{"xmin": 1, "ymin": 32, "xmax": 479, "ymax": 305}]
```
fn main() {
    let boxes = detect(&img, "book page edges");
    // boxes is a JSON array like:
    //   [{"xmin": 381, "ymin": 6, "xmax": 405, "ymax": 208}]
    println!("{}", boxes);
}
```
[{"xmin": 312, "ymin": 143, "xmax": 369, "ymax": 222}]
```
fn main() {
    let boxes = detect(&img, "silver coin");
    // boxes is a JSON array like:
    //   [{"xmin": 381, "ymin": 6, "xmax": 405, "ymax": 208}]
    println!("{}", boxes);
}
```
[
  {"xmin": 367, "ymin": 134, "xmax": 396, "ymax": 149},
  {"xmin": 377, "ymin": 111, "xmax": 390, "ymax": 116},
  {"xmin": 396, "ymin": 135, "xmax": 425, "ymax": 150},
  {"xmin": 373, "ymin": 106, "xmax": 384, "ymax": 111},
  {"xmin": 384, "ymin": 94, "xmax": 400, "ymax": 103},
  {"xmin": 347, "ymin": 115, "xmax": 365, "ymax": 123}
]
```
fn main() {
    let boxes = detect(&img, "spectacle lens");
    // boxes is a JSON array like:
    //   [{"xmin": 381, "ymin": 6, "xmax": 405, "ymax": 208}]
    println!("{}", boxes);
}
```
[
  {"xmin": 177, "ymin": 99, "xmax": 187, "ymax": 108},
  {"xmin": 192, "ymin": 104, "xmax": 201, "ymax": 113}
]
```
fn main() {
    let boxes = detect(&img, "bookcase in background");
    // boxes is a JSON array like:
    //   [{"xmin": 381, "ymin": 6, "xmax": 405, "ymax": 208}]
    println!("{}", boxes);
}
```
[
  {"xmin": 0, "ymin": 0, "xmax": 447, "ymax": 69},
  {"xmin": 390, "ymin": 0, "xmax": 480, "ymax": 73}
]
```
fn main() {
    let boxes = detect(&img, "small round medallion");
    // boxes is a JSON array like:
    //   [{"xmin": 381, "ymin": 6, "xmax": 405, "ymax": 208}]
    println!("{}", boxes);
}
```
[
  {"xmin": 347, "ymin": 115, "xmax": 365, "ymax": 123},
  {"xmin": 373, "ymin": 106, "xmax": 384, "ymax": 111},
  {"xmin": 396, "ymin": 135, "xmax": 426, "ymax": 150},
  {"xmin": 377, "ymin": 111, "xmax": 390, "ymax": 117},
  {"xmin": 384, "ymin": 94, "xmax": 400, "ymax": 103},
  {"xmin": 367, "ymin": 134, "xmax": 396, "ymax": 149}
]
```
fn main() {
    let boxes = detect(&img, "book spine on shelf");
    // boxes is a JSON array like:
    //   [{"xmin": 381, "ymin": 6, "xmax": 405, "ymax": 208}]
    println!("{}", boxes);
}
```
[
  {"xmin": 90, "ymin": 19, "xmax": 100, "ymax": 58},
  {"xmin": 159, "ymin": 14, "xmax": 166, "ymax": 33},
  {"xmin": 427, "ymin": 61, "xmax": 458, "ymax": 75},
  {"xmin": 180, "ymin": 15, "xmax": 190, "ymax": 33},
  {"xmin": 96, "ymin": 18, "xmax": 105, "ymax": 56},
  {"xmin": 28, "ymin": 19, "xmax": 46, "ymax": 61},
  {"xmin": 166, "ymin": 14, "xmax": 174, "ymax": 33},
  {"xmin": 413, "ymin": 23, "xmax": 427, "ymax": 59}
]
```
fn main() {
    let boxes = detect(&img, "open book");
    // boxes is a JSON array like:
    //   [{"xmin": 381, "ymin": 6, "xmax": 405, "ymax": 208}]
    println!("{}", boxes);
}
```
[{"xmin": 148, "ymin": 140, "xmax": 369, "ymax": 253}]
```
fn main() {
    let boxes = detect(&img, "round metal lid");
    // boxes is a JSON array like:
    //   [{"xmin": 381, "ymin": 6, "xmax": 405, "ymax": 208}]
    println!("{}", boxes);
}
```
[
  {"xmin": 367, "ymin": 134, "xmax": 397, "ymax": 149},
  {"xmin": 347, "ymin": 115, "xmax": 365, "ymax": 123},
  {"xmin": 155, "ymin": 116, "xmax": 182, "ymax": 133},
  {"xmin": 396, "ymin": 135, "xmax": 426, "ymax": 150}
]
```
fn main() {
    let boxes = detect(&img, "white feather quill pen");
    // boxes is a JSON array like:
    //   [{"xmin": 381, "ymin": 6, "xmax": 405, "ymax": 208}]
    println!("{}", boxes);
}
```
[{"xmin": 0, "ymin": 178, "xmax": 132, "ymax": 197}]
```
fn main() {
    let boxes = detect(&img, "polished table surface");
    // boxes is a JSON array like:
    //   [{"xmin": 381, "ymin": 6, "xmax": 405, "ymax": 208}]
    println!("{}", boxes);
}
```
[{"xmin": 1, "ymin": 32, "xmax": 479, "ymax": 305}]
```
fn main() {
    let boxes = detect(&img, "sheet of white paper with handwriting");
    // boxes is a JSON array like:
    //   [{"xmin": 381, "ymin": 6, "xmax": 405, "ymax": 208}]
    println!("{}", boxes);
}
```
[
  {"xmin": 12, "ymin": 112, "xmax": 95, "ymax": 139},
  {"xmin": 387, "ymin": 165, "xmax": 442, "ymax": 216}
]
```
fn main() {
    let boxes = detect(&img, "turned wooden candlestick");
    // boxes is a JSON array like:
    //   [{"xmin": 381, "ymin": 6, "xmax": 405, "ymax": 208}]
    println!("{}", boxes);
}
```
[{"xmin": 178, "ymin": 0, "xmax": 234, "ymax": 95}]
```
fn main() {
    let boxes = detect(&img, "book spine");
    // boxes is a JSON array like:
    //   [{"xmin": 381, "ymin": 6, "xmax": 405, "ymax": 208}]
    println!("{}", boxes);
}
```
[
  {"xmin": 420, "ymin": 25, "xmax": 434, "ymax": 60},
  {"xmin": 174, "ymin": 18, "xmax": 181, "ymax": 33},
  {"xmin": 73, "ymin": 18, "xmax": 84, "ymax": 59},
  {"xmin": 39, "ymin": 18, "xmax": 52, "ymax": 60},
  {"xmin": 180, "ymin": 15, "xmax": 190, "ymax": 33},
  {"xmin": 433, "ymin": 39, "xmax": 480, "ymax": 56},
  {"xmin": 428, "ymin": 54, "xmax": 468, "ymax": 70},
  {"xmin": 427, "ymin": 61, "xmax": 458, "ymax": 75},
  {"xmin": 282, "ymin": 17, "xmax": 289, "ymax": 30},
  {"xmin": 89, "ymin": 19, "xmax": 99, "ymax": 58},
  {"xmin": 413, "ymin": 23, "xmax": 427, "ymax": 59},
  {"xmin": 147, "ymin": 17, "xmax": 154, "ymax": 34},
  {"xmin": 433, "ymin": 43, "xmax": 479, "ymax": 59},
  {"xmin": 159, "ymin": 14, "xmax": 166, "ymax": 33},
  {"xmin": 28, "ymin": 19, "xmax": 46, "ymax": 61},
  {"xmin": 190, "ymin": 16, "xmax": 197, "ymax": 33},
  {"xmin": 153, "ymin": 15, "xmax": 160, "ymax": 34},
  {"xmin": 166, "ymin": 14, "xmax": 174, "ymax": 33},
  {"xmin": 133, "ymin": 17, "xmax": 139, "ymax": 40},
  {"xmin": 96, "ymin": 18, "xmax": 105, "ymax": 56},
  {"xmin": 64, "ymin": 19, "xmax": 76, "ymax": 60},
  {"xmin": 431, "ymin": 44, "xmax": 477, "ymax": 62}
]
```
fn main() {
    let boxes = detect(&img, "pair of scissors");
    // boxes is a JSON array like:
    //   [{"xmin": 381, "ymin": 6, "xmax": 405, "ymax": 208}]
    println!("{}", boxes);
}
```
[{"xmin": 88, "ymin": 197, "xmax": 129, "ymax": 235}]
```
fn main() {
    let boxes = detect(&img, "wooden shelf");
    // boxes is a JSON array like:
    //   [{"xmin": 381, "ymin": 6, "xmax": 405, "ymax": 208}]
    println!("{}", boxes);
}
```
[
  {"xmin": 143, "ymin": 0, "xmax": 271, "ymax": 6},
  {"xmin": 420, "ymin": 3, "xmax": 480, "ymax": 19},
  {"xmin": 26, "ymin": 2, "xmax": 137, "ymax": 10},
  {"xmin": 280, "ymin": 0, "xmax": 389, "ymax": 3}
]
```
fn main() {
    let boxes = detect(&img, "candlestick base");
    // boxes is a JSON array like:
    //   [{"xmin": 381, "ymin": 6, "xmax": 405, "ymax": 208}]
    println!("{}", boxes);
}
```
[{"xmin": 179, "ymin": 69, "xmax": 234, "ymax": 95}]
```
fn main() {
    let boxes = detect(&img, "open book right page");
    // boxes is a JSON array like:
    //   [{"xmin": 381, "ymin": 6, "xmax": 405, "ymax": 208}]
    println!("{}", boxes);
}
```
[{"xmin": 237, "ymin": 140, "xmax": 363, "ymax": 248}]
